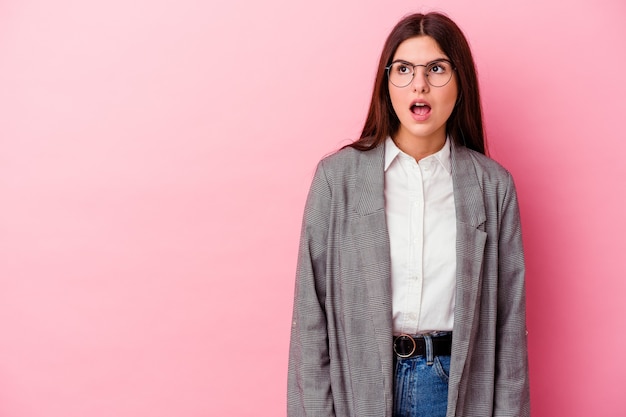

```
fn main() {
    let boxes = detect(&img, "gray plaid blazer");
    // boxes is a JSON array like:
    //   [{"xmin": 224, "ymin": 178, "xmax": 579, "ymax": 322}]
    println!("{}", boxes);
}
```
[{"xmin": 287, "ymin": 141, "xmax": 530, "ymax": 417}]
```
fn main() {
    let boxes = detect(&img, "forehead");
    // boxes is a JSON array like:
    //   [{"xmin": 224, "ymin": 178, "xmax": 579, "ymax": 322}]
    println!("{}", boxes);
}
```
[{"xmin": 392, "ymin": 36, "xmax": 448, "ymax": 63}]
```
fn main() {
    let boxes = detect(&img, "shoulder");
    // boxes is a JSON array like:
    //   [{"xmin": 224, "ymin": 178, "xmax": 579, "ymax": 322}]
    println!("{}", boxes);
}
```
[
  {"xmin": 316, "ymin": 144, "xmax": 383, "ymax": 179},
  {"xmin": 452, "ymin": 145, "xmax": 520, "ymax": 208},
  {"xmin": 471, "ymin": 148, "xmax": 511, "ymax": 177},
  {"xmin": 319, "ymin": 145, "xmax": 377, "ymax": 167},
  {"xmin": 456, "ymin": 145, "xmax": 515, "ymax": 185}
]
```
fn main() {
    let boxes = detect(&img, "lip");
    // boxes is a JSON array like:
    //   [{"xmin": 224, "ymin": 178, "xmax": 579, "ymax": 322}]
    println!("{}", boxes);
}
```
[
  {"xmin": 411, "ymin": 99, "xmax": 431, "ymax": 107},
  {"xmin": 409, "ymin": 99, "xmax": 432, "ymax": 122}
]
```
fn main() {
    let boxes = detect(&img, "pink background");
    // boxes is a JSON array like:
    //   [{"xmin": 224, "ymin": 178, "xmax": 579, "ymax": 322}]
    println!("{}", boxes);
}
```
[{"xmin": 1, "ymin": 0, "xmax": 625, "ymax": 416}]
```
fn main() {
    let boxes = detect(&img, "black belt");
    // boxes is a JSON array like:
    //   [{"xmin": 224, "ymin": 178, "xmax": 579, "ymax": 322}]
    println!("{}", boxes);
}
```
[{"xmin": 393, "ymin": 333, "xmax": 452, "ymax": 358}]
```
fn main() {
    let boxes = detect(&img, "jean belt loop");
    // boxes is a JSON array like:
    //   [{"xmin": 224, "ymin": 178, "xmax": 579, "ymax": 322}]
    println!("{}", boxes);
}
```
[{"xmin": 424, "ymin": 334, "xmax": 434, "ymax": 365}]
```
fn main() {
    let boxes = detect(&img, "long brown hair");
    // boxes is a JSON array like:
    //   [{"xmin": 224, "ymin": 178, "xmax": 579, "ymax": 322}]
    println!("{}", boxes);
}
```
[{"xmin": 349, "ymin": 12, "xmax": 486, "ymax": 155}]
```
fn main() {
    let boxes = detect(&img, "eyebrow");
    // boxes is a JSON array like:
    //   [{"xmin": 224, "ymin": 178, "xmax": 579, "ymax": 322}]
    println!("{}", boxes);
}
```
[{"xmin": 391, "ymin": 58, "xmax": 450, "ymax": 66}]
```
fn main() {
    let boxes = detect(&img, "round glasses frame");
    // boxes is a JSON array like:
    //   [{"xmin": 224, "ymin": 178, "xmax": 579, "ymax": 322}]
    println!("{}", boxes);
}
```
[{"xmin": 385, "ymin": 59, "xmax": 456, "ymax": 88}]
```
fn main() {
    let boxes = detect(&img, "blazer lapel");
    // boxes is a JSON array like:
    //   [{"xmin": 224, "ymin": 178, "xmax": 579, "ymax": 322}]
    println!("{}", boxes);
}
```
[
  {"xmin": 352, "ymin": 145, "xmax": 394, "ymax": 411},
  {"xmin": 354, "ymin": 145, "xmax": 386, "ymax": 216},
  {"xmin": 448, "ymin": 143, "xmax": 488, "ymax": 408}
]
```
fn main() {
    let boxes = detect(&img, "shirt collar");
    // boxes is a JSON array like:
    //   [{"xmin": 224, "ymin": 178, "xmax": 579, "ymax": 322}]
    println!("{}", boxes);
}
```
[
  {"xmin": 384, "ymin": 137, "xmax": 402, "ymax": 171},
  {"xmin": 384, "ymin": 136, "xmax": 452, "ymax": 174}
]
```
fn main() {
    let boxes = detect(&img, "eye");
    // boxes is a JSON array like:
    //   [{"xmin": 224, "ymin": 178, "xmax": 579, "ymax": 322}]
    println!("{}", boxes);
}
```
[
  {"xmin": 429, "ymin": 61, "xmax": 449, "ymax": 74},
  {"xmin": 397, "ymin": 64, "xmax": 410, "ymax": 74},
  {"xmin": 392, "ymin": 62, "xmax": 412, "ymax": 75}
]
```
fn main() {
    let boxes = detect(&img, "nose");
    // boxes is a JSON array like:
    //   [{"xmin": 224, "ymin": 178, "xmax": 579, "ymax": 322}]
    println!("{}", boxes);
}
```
[{"xmin": 411, "ymin": 68, "xmax": 429, "ymax": 92}]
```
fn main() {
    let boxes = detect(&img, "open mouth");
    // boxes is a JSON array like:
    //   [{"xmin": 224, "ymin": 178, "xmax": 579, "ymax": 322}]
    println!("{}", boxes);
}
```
[{"xmin": 411, "ymin": 102, "xmax": 431, "ymax": 116}]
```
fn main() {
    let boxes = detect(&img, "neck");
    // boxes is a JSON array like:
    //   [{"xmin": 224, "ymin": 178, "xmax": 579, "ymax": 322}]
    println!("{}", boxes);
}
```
[{"xmin": 393, "ymin": 131, "xmax": 447, "ymax": 161}]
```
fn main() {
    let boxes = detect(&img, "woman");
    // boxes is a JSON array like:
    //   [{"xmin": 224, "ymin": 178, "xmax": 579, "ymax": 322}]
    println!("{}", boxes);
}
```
[{"xmin": 288, "ymin": 12, "xmax": 530, "ymax": 417}]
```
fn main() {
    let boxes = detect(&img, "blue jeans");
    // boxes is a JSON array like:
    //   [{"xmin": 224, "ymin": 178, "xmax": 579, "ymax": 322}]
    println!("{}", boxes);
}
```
[{"xmin": 393, "ymin": 335, "xmax": 451, "ymax": 417}]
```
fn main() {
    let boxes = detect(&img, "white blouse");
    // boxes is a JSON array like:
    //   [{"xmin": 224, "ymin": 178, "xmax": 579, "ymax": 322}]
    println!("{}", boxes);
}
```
[{"xmin": 384, "ymin": 137, "xmax": 457, "ymax": 335}]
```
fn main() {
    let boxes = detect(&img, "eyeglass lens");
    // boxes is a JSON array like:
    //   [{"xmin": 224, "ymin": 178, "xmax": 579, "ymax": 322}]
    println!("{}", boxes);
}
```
[{"xmin": 388, "ymin": 61, "xmax": 453, "ymax": 88}]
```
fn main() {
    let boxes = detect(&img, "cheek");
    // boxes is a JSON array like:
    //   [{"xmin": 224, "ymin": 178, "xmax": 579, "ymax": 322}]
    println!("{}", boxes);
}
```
[
  {"xmin": 446, "ymin": 90, "xmax": 458, "ymax": 110},
  {"xmin": 388, "ymin": 85, "xmax": 404, "ymax": 116},
  {"xmin": 448, "ymin": 78, "xmax": 459, "ymax": 106},
  {"xmin": 440, "ymin": 84, "xmax": 458, "ymax": 113}
]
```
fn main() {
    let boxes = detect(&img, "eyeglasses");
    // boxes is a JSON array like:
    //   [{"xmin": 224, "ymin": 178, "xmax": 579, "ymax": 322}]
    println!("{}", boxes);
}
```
[{"xmin": 386, "ymin": 59, "xmax": 455, "ymax": 88}]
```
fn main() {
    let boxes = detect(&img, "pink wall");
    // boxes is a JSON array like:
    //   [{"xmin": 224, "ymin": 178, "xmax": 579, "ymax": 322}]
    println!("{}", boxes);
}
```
[{"xmin": 1, "ymin": 0, "xmax": 625, "ymax": 416}]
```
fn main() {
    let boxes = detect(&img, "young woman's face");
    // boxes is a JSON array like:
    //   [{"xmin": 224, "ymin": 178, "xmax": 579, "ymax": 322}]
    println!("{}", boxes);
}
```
[{"xmin": 388, "ymin": 36, "xmax": 458, "ymax": 146}]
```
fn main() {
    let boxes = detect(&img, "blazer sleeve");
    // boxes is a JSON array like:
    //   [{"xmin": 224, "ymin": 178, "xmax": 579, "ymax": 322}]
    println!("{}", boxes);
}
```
[
  {"xmin": 494, "ymin": 172, "xmax": 531, "ymax": 416},
  {"xmin": 287, "ymin": 161, "xmax": 336, "ymax": 417}
]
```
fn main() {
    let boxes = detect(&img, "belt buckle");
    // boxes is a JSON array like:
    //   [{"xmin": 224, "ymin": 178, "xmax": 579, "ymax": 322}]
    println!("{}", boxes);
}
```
[{"xmin": 393, "ymin": 333, "xmax": 416, "ymax": 358}]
